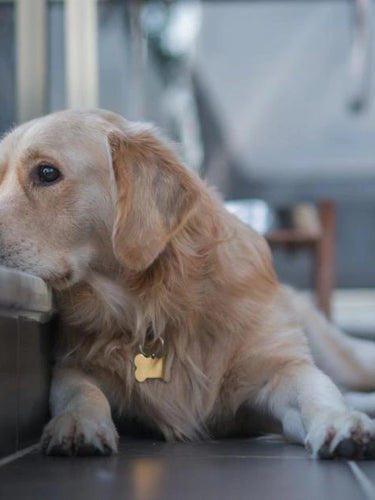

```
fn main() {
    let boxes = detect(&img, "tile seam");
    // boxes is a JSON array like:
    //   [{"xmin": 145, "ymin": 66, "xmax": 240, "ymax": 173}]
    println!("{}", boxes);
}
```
[
  {"xmin": 0, "ymin": 444, "xmax": 39, "ymax": 468},
  {"xmin": 348, "ymin": 461, "xmax": 375, "ymax": 500}
]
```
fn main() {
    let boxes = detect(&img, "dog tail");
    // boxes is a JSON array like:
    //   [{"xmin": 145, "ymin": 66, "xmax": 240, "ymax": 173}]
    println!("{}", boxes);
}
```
[{"xmin": 283, "ymin": 285, "xmax": 375, "ymax": 392}]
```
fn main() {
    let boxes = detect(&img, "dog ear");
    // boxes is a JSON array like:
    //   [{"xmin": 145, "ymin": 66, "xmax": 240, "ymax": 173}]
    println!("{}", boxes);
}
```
[{"xmin": 108, "ymin": 126, "xmax": 199, "ymax": 271}]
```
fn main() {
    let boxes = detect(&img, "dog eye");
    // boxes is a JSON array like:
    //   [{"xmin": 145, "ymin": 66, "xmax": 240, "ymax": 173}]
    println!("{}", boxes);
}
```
[{"xmin": 37, "ymin": 165, "xmax": 61, "ymax": 184}]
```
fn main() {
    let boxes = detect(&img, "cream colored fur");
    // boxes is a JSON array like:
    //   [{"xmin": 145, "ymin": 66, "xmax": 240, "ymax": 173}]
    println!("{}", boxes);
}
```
[{"xmin": 1, "ymin": 109, "xmax": 375, "ymax": 459}]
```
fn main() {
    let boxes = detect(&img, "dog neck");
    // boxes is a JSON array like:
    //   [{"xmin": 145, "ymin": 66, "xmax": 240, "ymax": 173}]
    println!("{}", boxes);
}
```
[{"xmin": 55, "ymin": 200, "xmax": 225, "ymax": 361}]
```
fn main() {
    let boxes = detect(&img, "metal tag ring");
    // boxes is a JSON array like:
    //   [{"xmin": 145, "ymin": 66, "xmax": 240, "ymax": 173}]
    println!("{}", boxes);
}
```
[{"xmin": 139, "ymin": 336, "xmax": 164, "ymax": 358}]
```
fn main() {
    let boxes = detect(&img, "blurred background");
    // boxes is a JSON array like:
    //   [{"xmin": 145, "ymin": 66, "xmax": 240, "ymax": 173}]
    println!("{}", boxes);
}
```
[{"xmin": 1, "ymin": 0, "xmax": 375, "ymax": 334}]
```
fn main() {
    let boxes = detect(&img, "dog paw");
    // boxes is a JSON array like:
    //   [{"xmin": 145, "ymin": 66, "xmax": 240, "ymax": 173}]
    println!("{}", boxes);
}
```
[
  {"xmin": 40, "ymin": 410, "xmax": 119, "ymax": 456},
  {"xmin": 305, "ymin": 411, "xmax": 375, "ymax": 459}
]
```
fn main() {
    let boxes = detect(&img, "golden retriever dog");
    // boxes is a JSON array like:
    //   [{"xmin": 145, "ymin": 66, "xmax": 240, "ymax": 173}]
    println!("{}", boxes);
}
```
[{"xmin": 1, "ymin": 109, "xmax": 375, "ymax": 459}]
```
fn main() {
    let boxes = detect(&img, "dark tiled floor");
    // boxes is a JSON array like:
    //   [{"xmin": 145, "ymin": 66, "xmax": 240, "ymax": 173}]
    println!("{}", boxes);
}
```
[{"xmin": 1, "ymin": 436, "xmax": 375, "ymax": 500}]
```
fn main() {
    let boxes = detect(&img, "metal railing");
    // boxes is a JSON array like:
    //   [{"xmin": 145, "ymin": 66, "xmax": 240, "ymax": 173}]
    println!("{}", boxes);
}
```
[{"xmin": 10, "ymin": 0, "xmax": 98, "ymax": 123}]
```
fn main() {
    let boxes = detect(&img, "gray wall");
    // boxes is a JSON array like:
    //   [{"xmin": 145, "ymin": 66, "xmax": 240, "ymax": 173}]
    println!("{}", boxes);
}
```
[
  {"xmin": 0, "ymin": 4, "xmax": 15, "ymax": 136},
  {"xmin": 195, "ymin": 1, "xmax": 375, "ymax": 289}
]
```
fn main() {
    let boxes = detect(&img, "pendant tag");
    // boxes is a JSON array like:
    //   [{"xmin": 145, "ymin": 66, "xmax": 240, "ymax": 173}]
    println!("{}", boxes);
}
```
[
  {"xmin": 134, "ymin": 353, "xmax": 169, "ymax": 382},
  {"xmin": 135, "ymin": 336, "xmax": 169, "ymax": 383}
]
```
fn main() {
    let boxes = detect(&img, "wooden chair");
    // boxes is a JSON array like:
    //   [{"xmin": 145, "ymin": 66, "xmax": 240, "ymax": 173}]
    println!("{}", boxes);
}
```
[{"xmin": 266, "ymin": 200, "xmax": 336, "ymax": 318}]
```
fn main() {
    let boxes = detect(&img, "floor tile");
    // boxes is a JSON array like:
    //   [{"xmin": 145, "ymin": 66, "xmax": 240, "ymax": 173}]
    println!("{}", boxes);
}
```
[{"xmin": 0, "ymin": 438, "xmax": 368, "ymax": 500}]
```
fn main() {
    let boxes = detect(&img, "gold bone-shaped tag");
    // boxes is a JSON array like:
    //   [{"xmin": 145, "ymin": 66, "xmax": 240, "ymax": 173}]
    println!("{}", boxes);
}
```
[{"xmin": 134, "ymin": 353, "xmax": 167, "ymax": 382}]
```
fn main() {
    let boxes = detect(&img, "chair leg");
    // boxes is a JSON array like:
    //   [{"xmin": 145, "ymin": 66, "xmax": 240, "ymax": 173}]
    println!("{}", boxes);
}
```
[{"xmin": 315, "ymin": 200, "xmax": 336, "ymax": 319}]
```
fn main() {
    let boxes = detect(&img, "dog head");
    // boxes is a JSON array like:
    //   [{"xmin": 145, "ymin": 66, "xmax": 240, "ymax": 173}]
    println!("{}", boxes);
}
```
[{"xmin": 0, "ymin": 109, "xmax": 199, "ymax": 289}]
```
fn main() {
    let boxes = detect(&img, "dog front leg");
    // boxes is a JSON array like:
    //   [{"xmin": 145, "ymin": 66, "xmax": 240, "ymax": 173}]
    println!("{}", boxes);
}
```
[
  {"xmin": 41, "ymin": 367, "xmax": 118, "ymax": 456},
  {"xmin": 259, "ymin": 362, "xmax": 375, "ymax": 459}
]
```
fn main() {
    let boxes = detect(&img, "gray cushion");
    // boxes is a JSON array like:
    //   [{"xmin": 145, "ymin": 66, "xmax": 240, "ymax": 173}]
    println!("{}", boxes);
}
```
[{"xmin": 0, "ymin": 266, "xmax": 53, "ymax": 313}]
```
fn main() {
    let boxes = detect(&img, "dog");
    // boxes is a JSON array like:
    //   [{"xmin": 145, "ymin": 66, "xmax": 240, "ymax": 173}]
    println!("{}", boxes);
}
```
[{"xmin": 1, "ymin": 109, "xmax": 375, "ymax": 459}]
